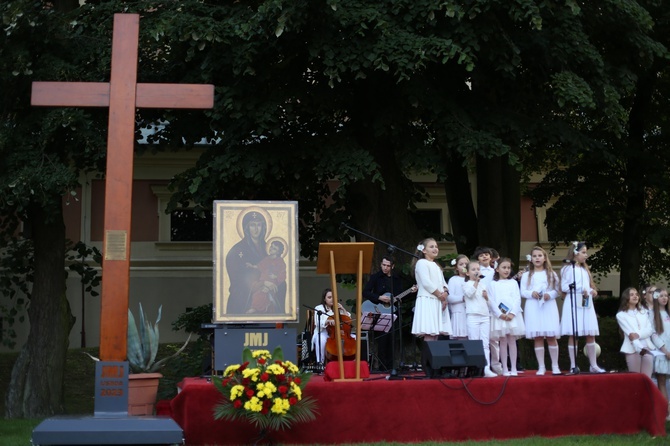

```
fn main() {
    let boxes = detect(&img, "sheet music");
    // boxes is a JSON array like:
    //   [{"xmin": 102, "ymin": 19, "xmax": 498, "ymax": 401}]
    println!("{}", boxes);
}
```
[{"xmin": 361, "ymin": 312, "xmax": 396, "ymax": 332}]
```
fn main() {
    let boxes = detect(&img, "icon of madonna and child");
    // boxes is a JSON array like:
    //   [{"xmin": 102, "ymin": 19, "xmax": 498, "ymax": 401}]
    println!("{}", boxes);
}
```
[{"xmin": 215, "ymin": 202, "xmax": 298, "ymax": 322}]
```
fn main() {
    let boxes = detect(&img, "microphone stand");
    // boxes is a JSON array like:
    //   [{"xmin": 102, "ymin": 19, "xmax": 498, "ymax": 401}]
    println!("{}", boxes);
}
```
[
  {"xmin": 341, "ymin": 223, "xmax": 419, "ymax": 379},
  {"xmin": 567, "ymin": 261, "xmax": 580, "ymax": 375}
]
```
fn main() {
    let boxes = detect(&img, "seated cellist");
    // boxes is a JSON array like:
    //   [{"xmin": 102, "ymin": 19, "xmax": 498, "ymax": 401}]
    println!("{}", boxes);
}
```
[{"xmin": 311, "ymin": 288, "xmax": 354, "ymax": 364}]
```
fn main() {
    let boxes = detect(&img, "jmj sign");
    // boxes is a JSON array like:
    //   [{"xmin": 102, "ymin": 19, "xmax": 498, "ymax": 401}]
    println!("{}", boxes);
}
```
[
  {"xmin": 214, "ymin": 327, "xmax": 297, "ymax": 371},
  {"xmin": 94, "ymin": 361, "xmax": 128, "ymax": 415}
]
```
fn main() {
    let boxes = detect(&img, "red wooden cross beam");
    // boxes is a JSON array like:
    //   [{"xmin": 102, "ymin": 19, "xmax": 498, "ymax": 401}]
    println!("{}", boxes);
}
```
[{"xmin": 31, "ymin": 14, "xmax": 214, "ymax": 362}]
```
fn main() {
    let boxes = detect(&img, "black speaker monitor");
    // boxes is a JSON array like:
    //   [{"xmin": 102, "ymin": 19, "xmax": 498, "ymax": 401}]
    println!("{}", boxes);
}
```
[{"xmin": 422, "ymin": 340, "xmax": 487, "ymax": 378}]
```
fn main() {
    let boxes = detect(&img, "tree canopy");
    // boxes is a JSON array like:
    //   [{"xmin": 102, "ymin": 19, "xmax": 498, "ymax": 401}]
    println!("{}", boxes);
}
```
[{"xmin": 1, "ymin": 0, "xmax": 669, "ymax": 417}]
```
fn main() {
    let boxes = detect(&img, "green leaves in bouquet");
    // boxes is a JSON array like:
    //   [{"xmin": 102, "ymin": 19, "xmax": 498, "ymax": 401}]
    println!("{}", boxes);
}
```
[{"xmin": 212, "ymin": 347, "xmax": 318, "ymax": 431}]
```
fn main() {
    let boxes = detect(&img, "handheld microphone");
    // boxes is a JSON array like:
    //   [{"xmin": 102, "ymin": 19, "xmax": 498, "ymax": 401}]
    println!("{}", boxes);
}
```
[{"xmin": 479, "ymin": 275, "xmax": 486, "ymax": 279}]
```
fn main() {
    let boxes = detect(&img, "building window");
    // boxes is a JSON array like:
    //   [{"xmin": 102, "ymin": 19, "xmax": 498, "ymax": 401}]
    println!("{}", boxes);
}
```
[
  {"xmin": 170, "ymin": 209, "xmax": 213, "ymax": 242},
  {"xmin": 411, "ymin": 209, "xmax": 443, "ymax": 237},
  {"xmin": 151, "ymin": 184, "xmax": 212, "ymax": 243}
]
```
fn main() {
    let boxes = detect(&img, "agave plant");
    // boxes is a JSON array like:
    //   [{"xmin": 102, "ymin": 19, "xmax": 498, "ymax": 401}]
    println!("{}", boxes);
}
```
[{"xmin": 127, "ymin": 303, "xmax": 190, "ymax": 373}]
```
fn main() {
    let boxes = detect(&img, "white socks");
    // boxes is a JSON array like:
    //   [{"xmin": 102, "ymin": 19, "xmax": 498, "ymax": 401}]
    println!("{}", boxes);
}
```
[
  {"xmin": 568, "ymin": 343, "xmax": 576, "ymax": 369},
  {"xmin": 534, "ymin": 347, "xmax": 545, "ymax": 370},
  {"xmin": 586, "ymin": 342, "xmax": 598, "ymax": 368},
  {"xmin": 549, "ymin": 345, "xmax": 559, "ymax": 371},
  {"xmin": 508, "ymin": 337, "xmax": 518, "ymax": 372}
]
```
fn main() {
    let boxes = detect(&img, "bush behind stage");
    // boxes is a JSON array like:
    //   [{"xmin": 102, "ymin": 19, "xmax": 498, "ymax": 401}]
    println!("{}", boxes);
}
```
[{"xmin": 402, "ymin": 298, "xmax": 627, "ymax": 373}]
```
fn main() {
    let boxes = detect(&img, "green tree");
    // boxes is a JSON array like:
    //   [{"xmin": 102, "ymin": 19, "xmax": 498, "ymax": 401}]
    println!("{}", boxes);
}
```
[
  {"xmin": 0, "ymin": 0, "xmax": 204, "ymax": 417},
  {"xmin": 0, "ymin": 0, "xmax": 109, "ymax": 416},
  {"xmin": 3, "ymin": 0, "xmax": 668, "ymax": 418},
  {"xmin": 530, "ymin": 1, "xmax": 670, "ymax": 290}
]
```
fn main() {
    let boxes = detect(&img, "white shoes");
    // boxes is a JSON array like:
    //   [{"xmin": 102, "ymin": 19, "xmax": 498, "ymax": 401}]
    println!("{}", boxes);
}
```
[
  {"xmin": 491, "ymin": 365, "xmax": 504, "ymax": 376},
  {"xmin": 589, "ymin": 365, "xmax": 606, "ymax": 374},
  {"xmin": 536, "ymin": 366, "xmax": 546, "ymax": 376},
  {"xmin": 504, "ymin": 371, "xmax": 518, "ymax": 377},
  {"xmin": 552, "ymin": 366, "xmax": 562, "ymax": 375},
  {"xmin": 484, "ymin": 367, "xmax": 498, "ymax": 378}
]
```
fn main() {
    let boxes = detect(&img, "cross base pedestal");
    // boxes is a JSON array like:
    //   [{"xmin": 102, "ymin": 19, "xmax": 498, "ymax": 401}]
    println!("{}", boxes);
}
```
[{"xmin": 31, "ymin": 415, "xmax": 183, "ymax": 445}]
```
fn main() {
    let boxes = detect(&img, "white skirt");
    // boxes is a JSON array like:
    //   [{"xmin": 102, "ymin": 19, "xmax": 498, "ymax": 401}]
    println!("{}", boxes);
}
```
[
  {"xmin": 560, "ymin": 295, "xmax": 600, "ymax": 337},
  {"xmin": 449, "ymin": 302, "xmax": 468, "ymax": 338},
  {"xmin": 655, "ymin": 332, "xmax": 670, "ymax": 375},
  {"xmin": 491, "ymin": 313, "xmax": 525, "ymax": 338},
  {"xmin": 654, "ymin": 356, "xmax": 670, "ymax": 375},
  {"xmin": 412, "ymin": 295, "xmax": 452, "ymax": 337},
  {"xmin": 524, "ymin": 298, "xmax": 561, "ymax": 339}
]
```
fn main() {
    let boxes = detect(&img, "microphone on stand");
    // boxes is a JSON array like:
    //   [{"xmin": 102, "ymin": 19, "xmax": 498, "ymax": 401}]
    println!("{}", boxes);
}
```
[{"xmin": 563, "ymin": 259, "xmax": 576, "ymax": 265}]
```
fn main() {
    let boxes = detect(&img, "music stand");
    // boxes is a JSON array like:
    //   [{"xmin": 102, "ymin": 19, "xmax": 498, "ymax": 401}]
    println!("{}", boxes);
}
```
[
  {"xmin": 316, "ymin": 242, "xmax": 374, "ymax": 381},
  {"xmin": 361, "ymin": 312, "xmax": 396, "ymax": 333}
]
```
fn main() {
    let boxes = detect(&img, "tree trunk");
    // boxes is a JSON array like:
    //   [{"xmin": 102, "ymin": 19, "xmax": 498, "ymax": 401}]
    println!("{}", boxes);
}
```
[
  {"xmin": 619, "ymin": 65, "xmax": 657, "ymax": 291},
  {"xmin": 5, "ymin": 202, "xmax": 75, "ymax": 418},
  {"xmin": 346, "ymin": 140, "xmax": 422, "ymax": 271},
  {"xmin": 476, "ymin": 155, "xmax": 521, "ymax": 263},
  {"xmin": 443, "ymin": 151, "xmax": 479, "ymax": 256},
  {"xmin": 502, "ymin": 158, "xmax": 521, "ymax": 268},
  {"xmin": 619, "ymin": 169, "xmax": 644, "ymax": 291}
]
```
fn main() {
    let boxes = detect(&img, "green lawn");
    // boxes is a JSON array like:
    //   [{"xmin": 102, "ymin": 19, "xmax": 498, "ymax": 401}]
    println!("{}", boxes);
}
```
[{"xmin": 0, "ymin": 420, "xmax": 667, "ymax": 446}]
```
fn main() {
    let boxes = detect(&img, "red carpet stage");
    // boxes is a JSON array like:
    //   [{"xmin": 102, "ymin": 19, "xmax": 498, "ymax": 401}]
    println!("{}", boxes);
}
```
[{"xmin": 158, "ymin": 372, "xmax": 666, "ymax": 445}]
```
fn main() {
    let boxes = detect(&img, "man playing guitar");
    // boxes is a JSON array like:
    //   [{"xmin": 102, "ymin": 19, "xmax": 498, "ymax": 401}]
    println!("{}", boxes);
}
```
[{"xmin": 363, "ymin": 255, "xmax": 417, "ymax": 372}]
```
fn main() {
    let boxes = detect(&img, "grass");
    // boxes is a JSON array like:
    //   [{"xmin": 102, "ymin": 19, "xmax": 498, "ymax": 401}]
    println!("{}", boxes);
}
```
[
  {"xmin": 0, "ymin": 344, "xmax": 667, "ymax": 445},
  {"xmin": 0, "ymin": 421, "xmax": 667, "ymax": 446}
]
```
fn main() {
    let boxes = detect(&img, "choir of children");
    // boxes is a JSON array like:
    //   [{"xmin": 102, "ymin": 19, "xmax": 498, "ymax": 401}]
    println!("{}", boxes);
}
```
[
  {"xmin": 410, "ymin": 240, "xmax": 670, "ymax": 419},
  {"xmin": 412, "ymin": 242, "xmax": 608, "ymax": 378}
]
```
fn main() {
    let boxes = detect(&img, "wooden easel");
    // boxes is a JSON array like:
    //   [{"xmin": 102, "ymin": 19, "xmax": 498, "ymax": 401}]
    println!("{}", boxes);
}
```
[{"xmin": 316, "ymin": 242, "xmax": 373, "ymax": 381}]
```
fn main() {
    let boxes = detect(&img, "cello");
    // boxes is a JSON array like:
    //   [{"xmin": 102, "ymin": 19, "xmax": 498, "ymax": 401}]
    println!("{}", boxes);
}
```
[{"xmin": 325, "ymin": 312, "xmax": 357, "ymax": 362}]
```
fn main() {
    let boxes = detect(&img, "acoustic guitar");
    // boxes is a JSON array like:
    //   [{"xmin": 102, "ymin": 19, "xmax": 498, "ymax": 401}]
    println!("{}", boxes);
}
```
[{"xmin": 361, "ymin": 285, "xmax": 417, "ymax": 314}]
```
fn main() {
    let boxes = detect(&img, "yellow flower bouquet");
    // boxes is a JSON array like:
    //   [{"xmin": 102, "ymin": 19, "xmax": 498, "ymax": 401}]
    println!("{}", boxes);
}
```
[{"xmin": 212, "ymin": 346, "xmax": 318, "ymax": 431}]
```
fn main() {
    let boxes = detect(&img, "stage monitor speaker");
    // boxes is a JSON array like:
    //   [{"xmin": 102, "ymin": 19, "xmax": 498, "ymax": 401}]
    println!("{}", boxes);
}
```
[{"xmin": 422, "ymin": 340, "xmax": 487, "ymax": 378}]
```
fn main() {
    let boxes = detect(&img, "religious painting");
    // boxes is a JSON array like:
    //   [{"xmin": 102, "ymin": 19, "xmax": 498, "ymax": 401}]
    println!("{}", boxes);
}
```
[{"xmin": 214, "ymin": 201, "xmax": 299, "ymax": 323}]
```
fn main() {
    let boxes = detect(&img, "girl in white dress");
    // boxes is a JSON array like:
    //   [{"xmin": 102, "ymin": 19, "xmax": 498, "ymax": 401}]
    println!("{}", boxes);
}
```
[
  {"xmin": 311, "ymin": 288, "xmax": 352, "ymax": 364},
  {"xmin": 488, "ymin": 258, "xmax": 525, "ymax": 376},
  {"xmin": 615, "ymin": 287, "xmax": 659, "ymax": 378},
  {"xmin": 643, "ymin": 285, "xmax": 658, "ymax": 313},
  {"xmin": 560, "ymin": 242, "xmax": 605, "ymax": 373},
  {"xmin": 650, "ymin": 289, "xmax": 670, "ymax": 411},
  {"xmin": 447, "ymin": 255, "xmax": 469, "ymax": 340},
  {"xmin": 520, "ymin": 246, "xmax": 561, "ymax": 375},
  {"xmin": 463, "ymin": 261, "xmax": 498, "ymax": 378},
  {"xmin": 411, "ymin": 238, "xmax": 452, "ymax": 341}
]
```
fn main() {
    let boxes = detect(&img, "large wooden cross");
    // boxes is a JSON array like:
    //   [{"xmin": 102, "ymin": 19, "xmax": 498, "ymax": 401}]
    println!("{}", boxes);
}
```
[{"xmin": 31, "ymin": 14, "xmax": 214, "ymax": 362}]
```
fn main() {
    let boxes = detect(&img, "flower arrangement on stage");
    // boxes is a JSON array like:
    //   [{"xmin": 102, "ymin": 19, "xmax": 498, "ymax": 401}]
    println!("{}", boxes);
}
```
[{"xmin": 212, "ymin": 346, "xmax": 318, "ymax": 431}]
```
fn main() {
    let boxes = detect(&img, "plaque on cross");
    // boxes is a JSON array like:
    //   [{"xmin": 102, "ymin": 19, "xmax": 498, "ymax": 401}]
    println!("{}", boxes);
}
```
[{"xmin": 31, "ymin": 13, "xmax": 214, "ymax": 362}]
